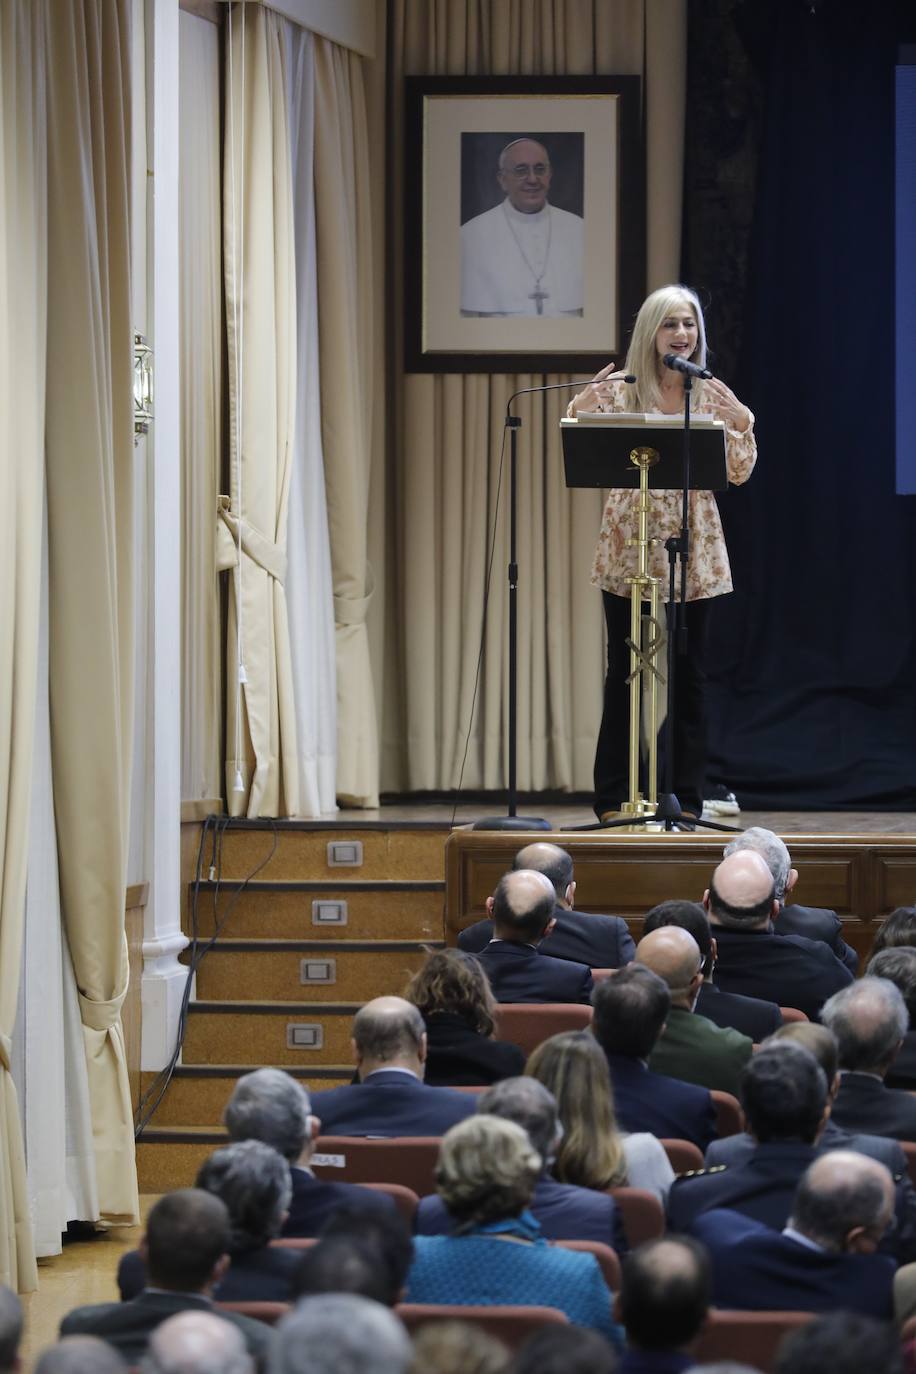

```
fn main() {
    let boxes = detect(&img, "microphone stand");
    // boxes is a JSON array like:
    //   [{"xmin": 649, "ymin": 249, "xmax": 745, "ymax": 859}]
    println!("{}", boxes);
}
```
[
  {"xmin": 473, "ymin": 376, "xmax": 630, "ymax": 833},
  {"xmin": 655, "ymin": 371, "xmax": 737, "ymax": 834}
]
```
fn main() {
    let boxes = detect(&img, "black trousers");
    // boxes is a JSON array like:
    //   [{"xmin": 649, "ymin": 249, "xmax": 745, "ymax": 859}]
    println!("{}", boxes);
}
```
[{"xmin": 594, "ymin": 592, "xmax": 711, "ymax": 817}]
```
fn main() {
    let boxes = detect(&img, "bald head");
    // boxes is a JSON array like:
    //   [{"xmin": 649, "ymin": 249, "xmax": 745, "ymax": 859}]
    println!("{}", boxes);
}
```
[
  {"xmin": 706, "ymin": 851, "xmax": 777, "ymax": 930},
  {"xmin": 144, "ymin": 1313, "xmax": 253, "ymax": 1374},
  {"xmin": 352, "ymin": 997, "xmax": 426, "ymax": 1077},
  {"xmin": 635, "ymin": 927, "xmax": 704, "ymax": 1009},
  {"xmin": 513, "ymin": 843, "xmax": 573, "ymax": 902},
  {"xmin": 619, "ymin": 1237, "xmax": 711, "ymax": 1351},
  {"xmin": 790, "ymin": 1150, "xmax": 895, "ymax": 1253},
  {"xmin": 490, "ymin": 869, "xmax": 557, "ymax": 943}
]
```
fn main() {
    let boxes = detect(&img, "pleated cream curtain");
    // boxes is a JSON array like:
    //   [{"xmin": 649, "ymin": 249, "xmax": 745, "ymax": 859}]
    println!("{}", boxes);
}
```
[
  {"xmin": 284, "ymin": 24, "xmax": 339, "ymax": 818},
  {"xmin": 14, "ymin": 504, "xmax": 98, "ymax": 1258},
  {"xmin": 180, "ymin": 11, "xmax": 223, "ymax": 810},
  {"xmin": 0, "ymin": 0, "xmax": 45, "ymax": 1294},
  {"xmin": 44, "ymin": 0, "xmax": 138, "ymax": 1223},
  {"xmin": 221, "ymin": 3, "xmax": 302, "ymax": 817},
  {"xmin": 313, "ymin": 38, "xmax": 380, "ymax": 807},
  {"xmin": 380, "ymin": 0, "xmax": 686, "ymax": 792}
]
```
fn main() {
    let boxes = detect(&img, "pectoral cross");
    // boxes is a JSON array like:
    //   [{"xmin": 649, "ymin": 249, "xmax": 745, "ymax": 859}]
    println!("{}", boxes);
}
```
[{"xmin": 529, "ymin": 285, "xmax": 549, "ymax": 315}]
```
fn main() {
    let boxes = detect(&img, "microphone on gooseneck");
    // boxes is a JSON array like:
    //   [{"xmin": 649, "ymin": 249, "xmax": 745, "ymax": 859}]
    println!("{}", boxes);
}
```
[
  {"xmin": 662, "ymin": 353, "xmax": 713, "ymax": 380},
  {"xmin": 506, "ymin": 375, "xmax": 637, "ymax": 415}
]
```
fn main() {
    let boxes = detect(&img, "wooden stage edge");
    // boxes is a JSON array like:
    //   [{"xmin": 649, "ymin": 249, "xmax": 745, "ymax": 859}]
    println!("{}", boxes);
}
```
[{"xmin": 429, "ymin": 808, "xmax": 916, "ymax": 968}]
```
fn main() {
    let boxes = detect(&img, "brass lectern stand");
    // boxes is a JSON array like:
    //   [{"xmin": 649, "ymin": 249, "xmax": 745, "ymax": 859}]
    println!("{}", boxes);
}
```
[{"xmin": 560, "ymin": 415, "xmax": 728, "ymax": 829}]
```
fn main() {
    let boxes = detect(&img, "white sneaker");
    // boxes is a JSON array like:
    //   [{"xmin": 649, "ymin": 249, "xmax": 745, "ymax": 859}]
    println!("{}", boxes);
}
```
[{"xmin": 702, "ymin": 786, "xmax": 740, "ymax": 817}]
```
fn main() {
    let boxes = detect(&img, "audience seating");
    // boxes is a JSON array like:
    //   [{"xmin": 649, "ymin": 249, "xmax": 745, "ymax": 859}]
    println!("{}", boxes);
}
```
[
  {"xmin": 590, "ymin": 968, "xmax": 615, "ymax": 984},
  {"xmin": 692, "ymin": 1308, "xmax": 815, "ymax": 1373},
  {"xmin": 660, "ymin": 1138, "xmax": 704, "ymax": 1174},
  {"xmin": 450, "ymin": 1084, "xmax": 487, "ymax": 1095},
  {"xmin": 216, "ymin": 1301, "xmax": 290, "ymax": 1326},
  {"xmin": 779, "ymin": 1007, "xmax": 809, "ymax": 1023},
  {"xmin": 396, "ymin": 1303, "xmax": 569, "ymax": 1348},
  {"xmin": 312, "ymin": 1136, "xmax": 441, "ymax": 1195},
  {"xmin": 607, "ymin": 1187, "xmax": 665, "ymax": 1247},
  {"xmin": 553, "ymin": 1238, "xmax": 620, "ymax": 1290},
  {"xmin": 493, "ymin": 1003, "xmax": 592, "ymax": 1056},
  {"xmin": 710, "ymin": 1089, "xmax": 744, "ymax": 1137}
]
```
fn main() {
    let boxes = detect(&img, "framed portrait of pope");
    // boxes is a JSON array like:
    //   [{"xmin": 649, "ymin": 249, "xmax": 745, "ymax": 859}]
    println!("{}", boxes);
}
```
[{"xmin": 404, "ymin": 76, "xmax": 644, "ymax": 373}]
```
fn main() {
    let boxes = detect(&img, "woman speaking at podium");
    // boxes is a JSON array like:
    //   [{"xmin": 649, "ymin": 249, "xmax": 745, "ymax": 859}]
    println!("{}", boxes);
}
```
[{"xmin": 568, "ymin": 284, "xmax": 757, "ymax": 823}]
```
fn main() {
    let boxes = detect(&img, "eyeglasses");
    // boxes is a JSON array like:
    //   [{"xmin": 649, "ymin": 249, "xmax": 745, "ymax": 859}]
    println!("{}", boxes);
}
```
[{"xmin": 503, "ymin": 162, "xmax": 550, "ymax": 179}]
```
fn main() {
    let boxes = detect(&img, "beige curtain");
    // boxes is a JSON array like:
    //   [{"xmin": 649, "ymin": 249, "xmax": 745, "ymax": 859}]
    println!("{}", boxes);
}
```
[
  {"xmin": 180, "ymin": 11, "xmax": 223, "ymax": 809},
  {"xmin": 221, "ymin": 4, "xmax": 301, "ymax": 816},
  {"xmin": 380, "ymin": 0, "xmax": 686, "ymax": 792},
  {"xmin": 313, "ymin": 38, "xmax": 380, "ymax": 807},
  {"xmin": 0, "ymin": 0, "xmax": 45, "ymax": 1293},
  {"xmin": 44, "ymin": 0, "xmax": 138, "ymax": 1223}
]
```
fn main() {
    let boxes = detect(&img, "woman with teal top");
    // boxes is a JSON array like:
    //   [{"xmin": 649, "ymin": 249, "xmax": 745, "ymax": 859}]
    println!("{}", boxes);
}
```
[{"xmin": 406, "ymin": 1114, "xmax": 623, "ymax": 1346}]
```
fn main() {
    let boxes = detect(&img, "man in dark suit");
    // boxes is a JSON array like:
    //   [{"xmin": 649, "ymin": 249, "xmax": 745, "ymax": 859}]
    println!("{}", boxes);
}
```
[
  {"xmin": 636, "ymin": 926, "xmax": 753, "ymax": 1098},
  {"xmin": 706, "ymin": 1021, "xmax": 913, "ymax": 1177},
  {"xmin": 643, "ymin": 899, "xmax": 783, "ymax": 1042},
  {"xmin": 820, "ymin": 977, "xmax": 916, "ymax": 1140},
  {"xmin": 867, "ymin": 947, "xmax": 916, "ymax": 1089},
  {"xmin": 723, "ymin": 826, "xmax": 859, "ymax": 972},
  {"xmin": 59, "ymin": 1191, "xmax": 272, "ymax": 1364},
  {"xmin": 704, "ymin": 851, "xmax": 853, "ymax": 1021},
  {"xmin": 458, "ymin": 842, "xmax": 635, "ymax": 970},
  {"xmin": 223, "ymin": 1066, "xmax": 396, "ymax": 1234},
  {"xmin": 700, "ymin": 1022, "xmax": 916, "ymax": 1264},
  {"xmin": 690, "ymin": 1151, "xmax": 897, "ymax": 1319},
  {"xmin": 308, "ymin": 997, "xmax": 477, "ymax": 1136},
  {"xmin": 615, "ymin": 1238, "xmax": 711, "ymax": 1374},
  {"xmin": 668, "ymin": 1040, "xmax": 831, "ymax": 1233},
  {"xmin": 416, "ymin": 1077, "xmax": 626, "ymax": 1252},
  {"xmin": 591, "ymin": 963, "xmax": 717, "ymax": 1151},
  {"xmin": 472, "ymin": 869, "xmax": 593, "ymax": 1004}
]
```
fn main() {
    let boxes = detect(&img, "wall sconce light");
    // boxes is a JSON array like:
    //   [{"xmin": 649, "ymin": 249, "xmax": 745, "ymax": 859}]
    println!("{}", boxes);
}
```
[{"xmin": 133, "ymin": 332, "xmax": 153, "ymax": 439}]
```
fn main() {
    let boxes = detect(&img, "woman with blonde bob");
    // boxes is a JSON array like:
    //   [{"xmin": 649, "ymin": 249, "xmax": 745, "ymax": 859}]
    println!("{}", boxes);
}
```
[
  {"xmin": 405, "ymin": 948, "xmax": 524, "ymax": 1086},
  {"xmin": 406, "ymin": 1115, "xmax": 622, "ymax": 1343},
  {"xmin": 568, "ymin": 284, "xmax": 757, "ymax": 823},
  {"xmin": 526, "ymin": 1031, "xmax": 674, "ymax": 1201}
]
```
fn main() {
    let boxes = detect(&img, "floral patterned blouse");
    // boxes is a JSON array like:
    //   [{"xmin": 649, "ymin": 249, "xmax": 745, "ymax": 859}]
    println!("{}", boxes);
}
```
[{"xmin": 576, "ymin": 382, "xmax": 757, "ymax": 602}]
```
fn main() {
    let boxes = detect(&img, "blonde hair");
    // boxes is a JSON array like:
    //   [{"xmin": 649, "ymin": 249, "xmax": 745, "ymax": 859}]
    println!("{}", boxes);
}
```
[
  {"xmin": 526, "ymin": 1031, "xmax": 628, "ymax": 1189},
  {"xmin": 405, "ymin": 948, "xmax": 497, "ymax": 1038},
  {"xmin": 621, "ymin": 283, "xmax": 709, "ymax": 415},
  {"xmin": 435, "ymin": 1115, "xmax": 541, "ymax": 1227}
]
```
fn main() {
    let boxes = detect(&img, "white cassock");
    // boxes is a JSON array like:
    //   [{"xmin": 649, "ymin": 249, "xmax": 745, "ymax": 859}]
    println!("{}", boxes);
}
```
[{"xmin": 460, "ymin": 198, "xmax": 584, "ymax": 316}]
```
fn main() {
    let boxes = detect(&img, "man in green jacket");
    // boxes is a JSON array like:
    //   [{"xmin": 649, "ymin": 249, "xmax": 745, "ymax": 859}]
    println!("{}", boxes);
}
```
[{"xmin": 637, "ymin": 925, "xmax": 753, "ymax": 1099}]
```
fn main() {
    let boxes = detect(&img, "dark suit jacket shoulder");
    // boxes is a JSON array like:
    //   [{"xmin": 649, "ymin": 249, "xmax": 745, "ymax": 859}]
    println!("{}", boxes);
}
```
[
  {"xmin": 886, "ymin": 1029, "xmax": 916, "ymax": 1090},
  {"xmin": 474, "ymin": 941, "xmax": 593, "ymax": 1005},
  {"xmin": 310, "ymin": 1070, "xmax": 476, "ymax": 1137},
  {"xmin": 689, "ymin": 1208, "xmax": 895, "ymax": 1318},
  {"xmin": 60, "ymin": 1291, "xmax": 272, "ymax": 1364},
  {"xmin": 696, "ymin": 981, "xmax": 783, "ymax": 1041},
  {"xmin": 606, "ymin": 1053, "xmax": 716, "ymax": 1152},
  {"xmin": 711, "ymin": 926, "xmax": 853, "ymax": 1021},
  {"xmin": 775, "ymin": 903, "xmax": 859, "ymax": 973},
  {"xmin": 459, "ymin": 907, "xmax": 635, "ymax": 969},
  {"xmin": 282, "ymin": 1169, "xmax": 396, "ymax": 1237},
  {"xmin": 667, "ymin": 1141, "xmax": 817, "ymax": 1233},
  {"xmin": 830, "ymin": 1071, "xmax": 916, "ymax": 1142},
  {"xmin": 117, "ymin": 1245, "xmax": 302, "ymax": 1303},
  {"xmin": 422, "ymin": 1012, "xmax": 525, "ymax": 1085}
]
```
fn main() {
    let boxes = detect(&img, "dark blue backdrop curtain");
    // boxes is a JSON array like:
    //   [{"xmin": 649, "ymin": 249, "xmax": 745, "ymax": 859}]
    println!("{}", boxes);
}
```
[{"xmin": 685, "ymin": 0, "xmax": 916, "ymax": 809}]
